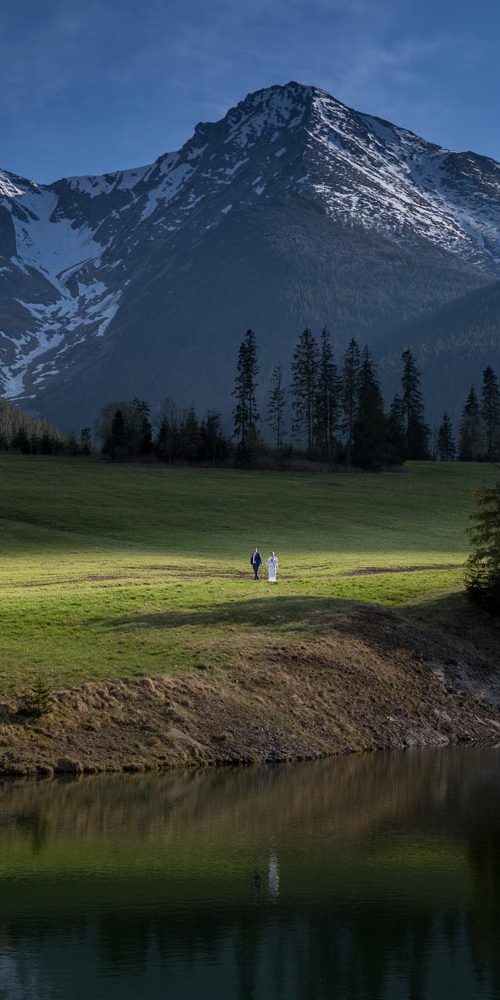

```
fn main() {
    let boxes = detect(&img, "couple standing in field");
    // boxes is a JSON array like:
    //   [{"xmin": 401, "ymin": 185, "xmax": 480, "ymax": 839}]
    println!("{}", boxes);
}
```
[{"xmin": 251, "ymin": 548, "xmax": 279, "ymax": 583}]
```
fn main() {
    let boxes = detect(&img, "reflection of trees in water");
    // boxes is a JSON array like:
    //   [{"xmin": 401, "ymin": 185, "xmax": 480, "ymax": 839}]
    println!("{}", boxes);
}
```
[
  {"xmin": 0, "ymin": 747, "xmax": 492, "ymax": 851},
  {"xmin": 0, "ymin": 748, "xmax": 498, "ymax": 997},
  {"xmin": 464, "ymin": 803, "xmax": 500, "ymax": 998},
  {"xmin": 0, "ymin": 913, "xmax": 90, "ymax": 1000},
  {"xmin": 0, "ymin": 949, "xmax": 52, "ymax": 1000},
  {"xmin": 97, "ymin": 912, "xmax": 152, "ymax": 973},
  {"xmin": 0, "ymin": 899, "xmax": 489, "ymax": 999},
  {"xmin": 296, "ymin": 907, "xmax": 435, "ymax": 1000},
  {"xmin": 13, "ymin": 809, "xmax": 49, "ymax": 854}
]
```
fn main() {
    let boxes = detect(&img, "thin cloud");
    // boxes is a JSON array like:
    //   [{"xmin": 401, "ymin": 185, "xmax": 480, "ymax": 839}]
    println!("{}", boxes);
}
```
[{"xmin": 0, "ymin": 0, "xmax": 498, "ymax": 179}]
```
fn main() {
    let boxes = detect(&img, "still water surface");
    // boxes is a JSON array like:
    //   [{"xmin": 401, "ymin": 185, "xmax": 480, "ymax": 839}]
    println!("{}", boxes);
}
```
[{"xmin": 0, "ymin": 747, "xmax": 499, "ymax": 999}]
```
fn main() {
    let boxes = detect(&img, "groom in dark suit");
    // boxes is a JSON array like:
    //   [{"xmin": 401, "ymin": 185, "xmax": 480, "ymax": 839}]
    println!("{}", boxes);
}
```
[{"xmin": 250, "ymin": 547, "xmax": 262, "ymax": 580}]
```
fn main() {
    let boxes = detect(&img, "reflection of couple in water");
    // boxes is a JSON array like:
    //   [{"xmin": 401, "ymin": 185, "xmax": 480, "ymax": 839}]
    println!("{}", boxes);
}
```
[
  {"xmin": 250, "ymin": 548, "xmax": 279, "ymax": 583},
  {"xmin": 253, "ymin": 852, "xmax": 280, "ymax": 899}
]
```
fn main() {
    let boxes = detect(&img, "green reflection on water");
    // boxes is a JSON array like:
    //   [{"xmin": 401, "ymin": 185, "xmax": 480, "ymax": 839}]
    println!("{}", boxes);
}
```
[{"xmin": 0, "ymin": 747, "xmax": 499, "ymax": 999}]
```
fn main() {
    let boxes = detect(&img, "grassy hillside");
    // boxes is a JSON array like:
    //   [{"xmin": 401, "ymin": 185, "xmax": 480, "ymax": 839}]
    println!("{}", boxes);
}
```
[{"xmin": 0, "ymin": 456, "xmax": 496, "ymax": 692}]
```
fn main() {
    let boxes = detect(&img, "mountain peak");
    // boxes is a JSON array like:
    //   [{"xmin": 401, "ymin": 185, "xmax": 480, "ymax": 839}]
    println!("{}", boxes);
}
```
[
  {"xmin": 1, "ymin": 82, "xmax": 500, "ymax": 419},
  {"xmin": 0, "ymin": 168, "xmax": 37, "ymax": 199},
  {"xmin": 190, "ymin": 80, "xmax": 316, "ymax": 153}
]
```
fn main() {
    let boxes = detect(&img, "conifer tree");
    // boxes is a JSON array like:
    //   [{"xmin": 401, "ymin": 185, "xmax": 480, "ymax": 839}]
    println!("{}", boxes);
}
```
[
  {"xmin": 11, "ymin": 427, "xmax": 31, "ymax": 454},
  {"xmin": 199, "ymin": 412, "xmax": 227, "ymax": 465},
  {"xmin": 110, "ymin": 409, "xmax": 126, "ymax": 460},
  {"xmin": 459, "ymin": 386, "xmax": 484, "ymax": 461},
  {"xmin": 465, "ymin": 482, "xmax": 500, "ymax": 613},
  {"xmin": 267, "ymin": 364, "xmax": 286, "ymax": 450},
  {"xmin": 314, "ymin": 327, "xmax": 338, "ymax": 465},
  {"xmin": 232, "ymin": 329, "xmax": 259, "ymax": 458},
  {"xmin": 155, "ymin": 400, "xmax": 178, "ymax": 463},
  {"xmin": 291, "ymin": 328, "xmax": 318, "ymax": 454},
  {"xmin": 179, "ymin": 407, "xmax": 201, "ymax": 461},
  {"xmin": 386, "ymin": 395, "xmax": 406, "ymax": 465},
  {"xmin": 401, "ymin": 349, "xmax": 430, "ymax": 459},
  {"xmin": 40, "ymin": 431, "xmax": 53, "ymax": 455},
  {"xmin": 66, "ymin": 432, "xmax": 79, "ymax": 457},
  {"xmin": 340, "ymin": 338, "xmax": 361, "ymax": 470},
  {"xmin": 133, "ymin": 398, "xmax": 153, "ymax": 455},
  {"xmin": 437, "ymin": 413, "xmax": 456, "ymax": 462},
  {"xmin": 0, "ymin": 398, "xmax": 72, "ymax": 454},
  {"xmin": 80, "ymin": 427, "xmax": 92, "ymax": 456},
  {"xmin": 352, "ymin": 348, "xmax": 388, "ymax": 470},
  {"xmin": 481, "ymin": 366, "xmax": 500, "ymax": 461}
]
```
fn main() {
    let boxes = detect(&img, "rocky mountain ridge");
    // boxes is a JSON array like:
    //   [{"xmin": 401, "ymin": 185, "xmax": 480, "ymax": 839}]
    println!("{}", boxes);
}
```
[{"xmin": 1, "ymin": 81, "xmax": 499, "ymax": 425}]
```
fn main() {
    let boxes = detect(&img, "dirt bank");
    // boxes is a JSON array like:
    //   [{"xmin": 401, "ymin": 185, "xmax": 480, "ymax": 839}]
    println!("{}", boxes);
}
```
[{"xmin": 1, "ymin": 601, "xmax": 499, "ymax": 777}]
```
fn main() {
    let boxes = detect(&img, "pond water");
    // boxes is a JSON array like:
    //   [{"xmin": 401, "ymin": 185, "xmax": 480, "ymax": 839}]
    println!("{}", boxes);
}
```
[{"xmin": 0, "ymin": 747, "xmax": 499, "ymax": 999}]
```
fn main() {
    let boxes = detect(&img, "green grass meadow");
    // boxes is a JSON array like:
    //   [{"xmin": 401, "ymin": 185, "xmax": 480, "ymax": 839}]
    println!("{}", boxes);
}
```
[{"xmin": 0, "ymin": 456, "xmax": 496, "ymax": 692}]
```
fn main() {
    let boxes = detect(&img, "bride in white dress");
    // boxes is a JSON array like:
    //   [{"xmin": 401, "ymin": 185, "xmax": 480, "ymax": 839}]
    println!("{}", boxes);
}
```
[{"xmin": 267, "ymin": 551, "xmax": 279, "ymax": 583}]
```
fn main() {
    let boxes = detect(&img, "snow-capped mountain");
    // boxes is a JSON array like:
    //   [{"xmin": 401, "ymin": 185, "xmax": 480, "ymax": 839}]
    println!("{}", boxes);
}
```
[{"xmin": 1, "ymin": 81, "xmax": 500, "ymax": 426}]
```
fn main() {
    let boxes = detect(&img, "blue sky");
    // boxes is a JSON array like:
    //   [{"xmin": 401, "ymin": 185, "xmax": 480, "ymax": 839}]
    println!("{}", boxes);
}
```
[{"xmin": 2, "ymin": 0, "xmax": 499, "ymax": 182}]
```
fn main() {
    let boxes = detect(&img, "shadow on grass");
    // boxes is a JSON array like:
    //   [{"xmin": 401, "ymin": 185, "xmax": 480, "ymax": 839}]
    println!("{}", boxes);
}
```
[
  {"xmin": 102, "ymin": 590, "xmax": 500, "ymax": 670},
  {"xmin": 102, "ymin": 585, "xmax": 481, "ymax": 636},
  {"xmin": 405, "ymin": 591, "xmax": 500, "ymax": 660},
  {"xmin": 103, "ymin": 594, "xmax": 355, "ymax": 633}
]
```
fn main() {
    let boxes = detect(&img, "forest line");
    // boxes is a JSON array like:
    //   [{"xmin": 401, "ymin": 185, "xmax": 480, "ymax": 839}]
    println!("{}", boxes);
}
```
[{"xmin": 1, "ymin": 329, "xmax": 499, "ymax": 470}]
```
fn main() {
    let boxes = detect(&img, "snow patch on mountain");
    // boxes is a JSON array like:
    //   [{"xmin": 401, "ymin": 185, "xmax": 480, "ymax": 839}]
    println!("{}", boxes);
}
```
[
  {"xmin": 308, "ymin": 91, "xmax": 500, "ymax": 266},
  {"xmin": 65, "ymin": 164, "xmax": 151, "ymax": 198},
  {"xmin": 2, "ymin": 327, "xmax": 65, "ymax": 397},
  {"xmin": 1, "ymin": 80, "xmax": 500, "ymax": 409},
  {"xmin": 224, "ymin": 84, "xmax": 311, "ymax": 149},
  {"xmin": 12, "ymin": 189, "xmax": 105, "ymax": 283},
  {"xmin": 0, "ymin": 170, "xmax": 35, "ymax": 199}
]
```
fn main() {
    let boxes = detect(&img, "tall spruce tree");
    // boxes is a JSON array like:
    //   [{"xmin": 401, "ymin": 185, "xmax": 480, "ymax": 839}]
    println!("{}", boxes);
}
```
[
  {"xmin": 465, "ymin": 482, "xmax": 500, "ymax": 613},
  {"xmin": 401, "ymin": 349, "xmax": 430, "ymax": 460},
  {"xmin": 232, "ymin": 329, "xmax": 260, "ymax": 459},
  {"xmin": 12, "ymin": 427, "xmax": 31, "ymax": 455},
  {"xmin": 386, "ymin": 395, "xmax": 406, "ymax": 466},
  {"xmin": 133, "ymin": 398, "xmax": 153, "ymax": 455},
  {"xmin": 267, "ymin": 364, "xmax": 287, "ymax": 450},
  {"xmin": 481, "ymin": 366, "xmax": 500, "ymax": 461},
  {"xmin": 437, "ymin": 413, "xmax": 456, "ymax": 461},
  {"xmin": 459, "ymin": 386, "xmax": 483, "ymax": 461},
  {"xmin": 340, "ymin": 338, "xmax": 361, "ymax": 470},
  {"xmin": 179, "ymin": 407, "xmax": 201, "ymax": 461},
  {"xmin": 109, "ymin": 408, "xmax": 126, "ymax": 460},
  {"xmin": 199, "ymin": 412, "xmax": 227, "ymax": 465},
  {"xmin": 314, "ymin": 327, "xmax": 338, "ymax": 465},
  {"xmin": 291, "ymin": 328, "xmax": 318, "ymax": 454},
  {"xmin": 155, "ymin": 399, "xmax": 179, "ymax": 463},
  {"xmin": 80, "ymin": 427, "xmax": 92, "ymax": 456},
  {"xmin": 352, "ymin": 348, "xmax": 388, "ymax": 471}
]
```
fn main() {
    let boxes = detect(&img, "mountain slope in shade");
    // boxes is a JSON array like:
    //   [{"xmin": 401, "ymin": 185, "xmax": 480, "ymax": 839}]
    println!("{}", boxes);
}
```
[
  {"xmin": 1, "ymin": 82, "xmax": 500, "ymax": 426},
  {"xmin": 380, "ymin": 279, "xmax": 500, "ymax": 417}
]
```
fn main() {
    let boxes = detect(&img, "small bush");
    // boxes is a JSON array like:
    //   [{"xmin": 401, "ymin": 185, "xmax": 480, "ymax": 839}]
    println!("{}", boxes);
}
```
[{"xmin": 19, "ymin": 675, "xmax": 53, "ymax": 718}]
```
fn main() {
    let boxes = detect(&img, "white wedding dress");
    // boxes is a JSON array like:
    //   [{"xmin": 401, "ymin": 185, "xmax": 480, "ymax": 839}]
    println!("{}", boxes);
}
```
[{"xmin": 267, "ymin": 556, "xmax": 279, "ymax": 582}]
